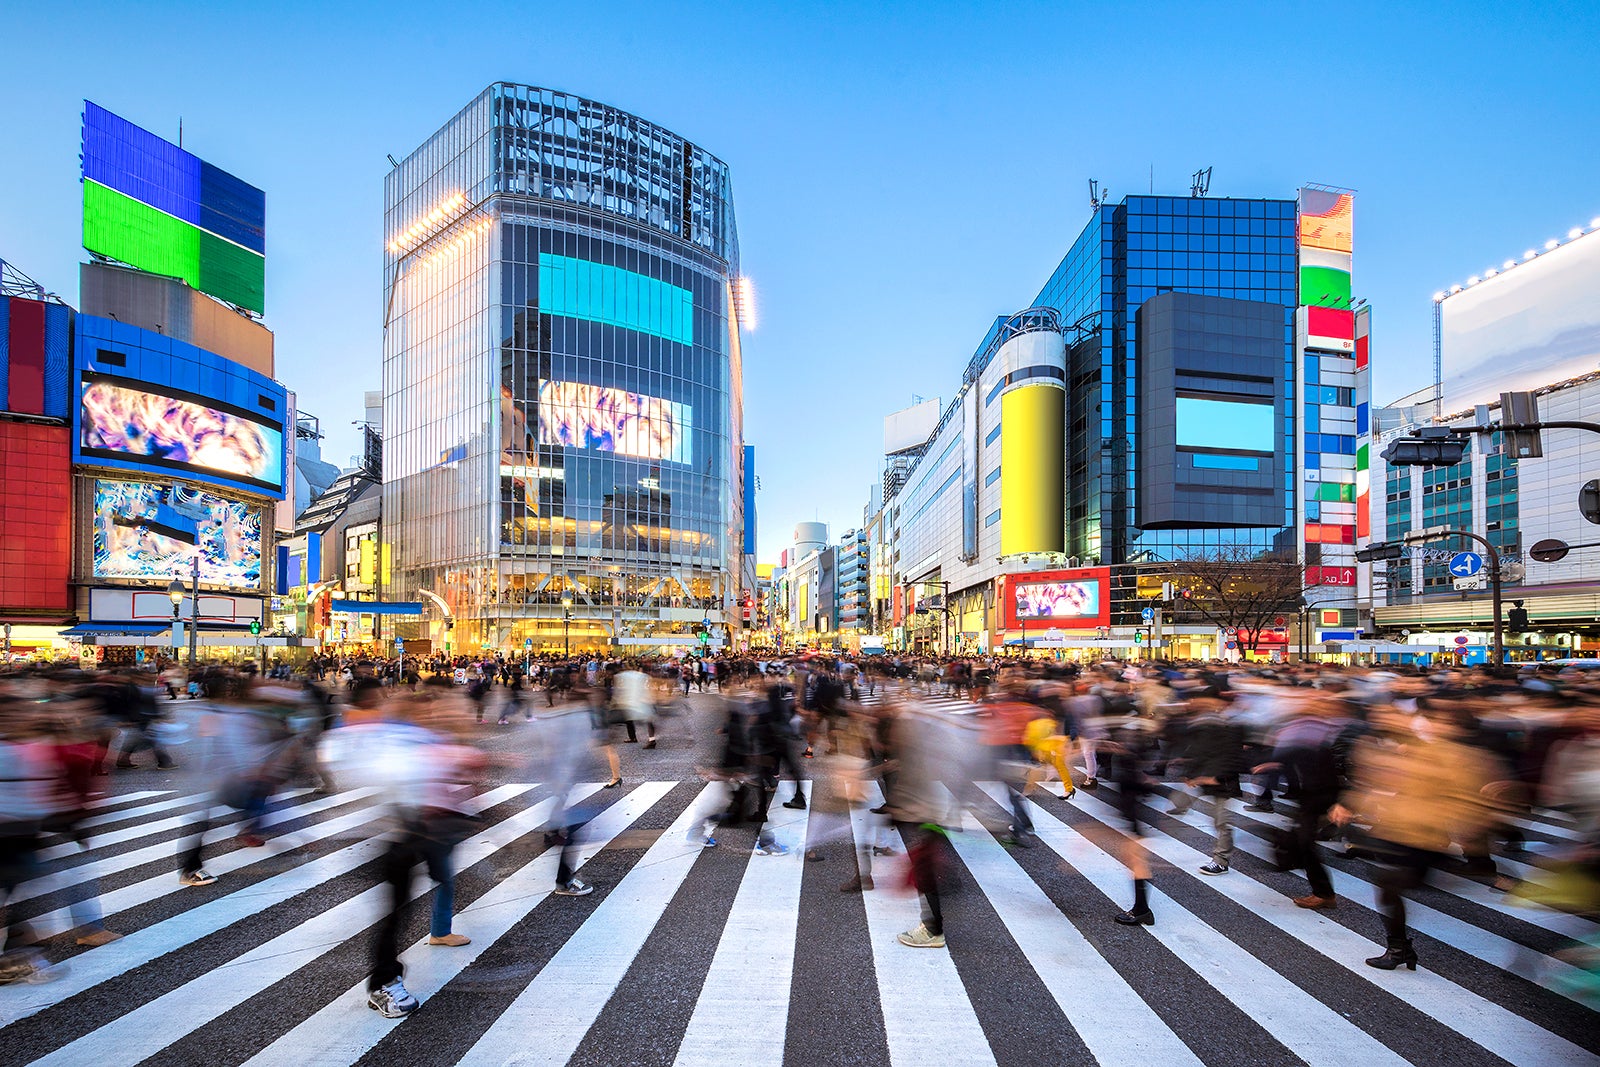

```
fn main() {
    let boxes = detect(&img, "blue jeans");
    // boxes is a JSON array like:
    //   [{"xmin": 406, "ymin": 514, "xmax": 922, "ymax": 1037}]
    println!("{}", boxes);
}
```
[{"xmin": 419, "ymin": 833, "xmax": 456, "ymax": 937}]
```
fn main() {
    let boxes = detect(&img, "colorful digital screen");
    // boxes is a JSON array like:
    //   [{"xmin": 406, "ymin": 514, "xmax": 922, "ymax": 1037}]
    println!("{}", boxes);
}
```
[
  {"xmin": 93, "ymin": 480, "xmax": 262, "ymax": 588},
  {"xmin": 1014, "ymin": 580, "xmax": 1101, "ymax": 621},
  {"xmin": 1298, "ymin": 189, "xmax": 1354, "ymax": 254},
  {"xmin": 536, "ymin": 381, "xmax": 691, "ymax": 464},
  {"xmin": 79, "ymin": 376, "xmax": 284, "ymax": 492},
  {"xmin": 1176, "ymin": 396, "xmax": 1274, "ymax": 453},
  {"xmin": 80, "ymin": 102, "xmax": 265, "ymax": 313}
]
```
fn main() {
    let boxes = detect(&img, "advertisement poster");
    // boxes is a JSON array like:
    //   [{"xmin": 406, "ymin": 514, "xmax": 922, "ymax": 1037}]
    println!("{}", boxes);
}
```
[
  {"xmin": 93, "ymin": 480, "xmax": 262, "ymax": 588},
  {"xmin": 536, "ymin": 381, "xmax": 691, "ymax": 464},
  {"xmin": 80, "ymin": 377, "xmax": 284, "ymax": 490}
]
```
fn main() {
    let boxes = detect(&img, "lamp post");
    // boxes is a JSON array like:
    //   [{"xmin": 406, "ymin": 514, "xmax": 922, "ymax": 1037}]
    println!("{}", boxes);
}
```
[
  {"xmin": 561, "ymin": 591, "xmax": 573, "ymax": 659},
  {"xmin": 167, "ymin": 578, "xmax": 185, "ymax": 666},
  {"xmin": 187, "ymin": 551, "xmax": 200, "ymax": 667}
]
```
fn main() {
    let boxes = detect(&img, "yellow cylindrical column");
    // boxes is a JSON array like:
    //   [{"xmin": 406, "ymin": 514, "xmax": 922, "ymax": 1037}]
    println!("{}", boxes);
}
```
[{"xmin": 999, "ymin": 384, "xmax": 1064, "ymax": 556}]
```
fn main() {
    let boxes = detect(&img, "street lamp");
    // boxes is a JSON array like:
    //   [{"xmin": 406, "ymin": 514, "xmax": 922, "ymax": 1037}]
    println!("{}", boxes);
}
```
[
  {"xmin": 561, "ymin": 591, "xmax": 574, "ymax": 659},
  {"xmin": 168, "ymin": 578, "xmax": 185, "ymax": 665}
]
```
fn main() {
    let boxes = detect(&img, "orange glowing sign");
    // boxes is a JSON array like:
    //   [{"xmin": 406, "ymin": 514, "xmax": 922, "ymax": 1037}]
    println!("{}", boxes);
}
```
[{"xmin": 1299, "ymin": 190, "xmax": 1354, "ymax": 254}]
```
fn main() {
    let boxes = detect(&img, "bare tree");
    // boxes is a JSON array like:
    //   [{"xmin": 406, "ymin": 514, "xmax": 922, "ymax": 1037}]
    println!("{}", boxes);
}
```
[{"xmin": 1168, "ymin": 547, "xmax": 1306, "ymax": 656}]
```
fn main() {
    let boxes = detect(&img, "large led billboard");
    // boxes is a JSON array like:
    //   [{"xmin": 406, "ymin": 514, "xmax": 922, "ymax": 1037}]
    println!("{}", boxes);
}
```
[
  {"xmin": 1002, "ymin": 567, "xmax": 1111, "ymax": 629},
  {"xmin": 1175, "ymin": 396, "xmax": 1275, "ymax": 453},
  {"xmin": 536, "ymin": 381, "xmax": 692, "ymax": 464},
  {"xmin": 1440, "ymin": 229, "xmax": 1600, "ymax": 412},
  {"xmin": 79, "ymin": 373, "xmax": 284, "ymax": 493},
  {"xmin": 80, "ymin": 102, "xmax": 266, "ymax": 314},
  {"xmin": 93, "ymin": 480, "xmax": 262, "ymax": 588}
]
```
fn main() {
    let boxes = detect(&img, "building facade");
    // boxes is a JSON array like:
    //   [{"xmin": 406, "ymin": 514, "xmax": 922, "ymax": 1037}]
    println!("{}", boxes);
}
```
[
  {"xmin": 1369, "ymin": 372, "xmax": 1600, "ymax": 661},
  {"xmin": 383, "ymin": 84, "xmax": 746, "ymax": 655},
  {"xmin": 881, "ymin": 188, "xmax": 1368, "ymax": 657},
  {"xmin": 0, "ymin": 260, "xmax": 74, "ymax": 659},
  {"xmin": 1363, "ymin": 214, "xmax": 1600, "ymax": 662}
]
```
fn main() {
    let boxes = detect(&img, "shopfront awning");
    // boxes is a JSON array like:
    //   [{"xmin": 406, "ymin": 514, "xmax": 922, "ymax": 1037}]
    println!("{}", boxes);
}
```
[
  {"xmin": 59, "ymin": 623, "xmax": 170, "ymax": 638},
  {"xmin": 329, "ymin": 600, "xmax": 425, "ymax": 616}
]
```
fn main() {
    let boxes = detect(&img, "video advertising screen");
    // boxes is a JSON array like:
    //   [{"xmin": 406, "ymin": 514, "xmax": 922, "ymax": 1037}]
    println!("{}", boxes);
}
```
[
  {"xmin": 1014, "ymin": 579, "xmax": 1101, "ymax": 621},
  {"xmin": 536, "ymin": 381, "xmax": 692, "ymax": 464},
  {"xmin": 93, "ymin": 480, "xmax": 262, "ymax": 588},
  {"xmin": 79, "ymin": 374, "xmax": 284, "ymax": 492},
  {"xmin": 1176, "ymin": 396, "xmax": 1274, "ymax": 453}
]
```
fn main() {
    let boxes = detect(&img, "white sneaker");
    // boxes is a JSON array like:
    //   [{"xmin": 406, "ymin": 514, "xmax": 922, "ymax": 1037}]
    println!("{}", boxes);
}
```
[
  {"xmin": 367, "ymin": 978, "xmax": 419, "ymax": 1018},
  {"xmin": 180, "ymin": 869, "xmax": 218, "ymax": 887},
  {"xmin": 554, "ymin": 878, "xmax": 594, "ymax": 897},
  {"xmin": 755, "ymin": 841, "xmax": 790, "ymax": 856},
  {"xmin": 897, "ymin": 922, "xmax": 946, "ymax": 949}
]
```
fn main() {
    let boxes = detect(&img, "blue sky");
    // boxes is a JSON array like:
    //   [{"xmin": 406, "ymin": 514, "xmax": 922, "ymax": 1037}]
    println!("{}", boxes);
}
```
[{"xmin": 4, "ymin": 1, "xmax": 1597, "ymax": 561}]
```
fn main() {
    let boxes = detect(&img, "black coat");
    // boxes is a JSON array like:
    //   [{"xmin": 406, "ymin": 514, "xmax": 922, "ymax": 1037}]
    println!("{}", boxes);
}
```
[{"xmin": 1177, "ymin": 712, "xmax": 1246, "ymax": 797}]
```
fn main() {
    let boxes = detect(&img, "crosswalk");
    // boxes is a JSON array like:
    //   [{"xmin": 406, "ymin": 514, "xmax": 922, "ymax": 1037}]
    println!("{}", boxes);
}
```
[{"xmin": 1, "ymin": 765, "xmax": 1595, "ymax": 1066}]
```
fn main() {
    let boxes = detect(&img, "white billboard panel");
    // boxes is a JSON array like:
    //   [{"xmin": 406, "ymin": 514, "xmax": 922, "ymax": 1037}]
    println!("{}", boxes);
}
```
[
  {"xmin": 883, "ymin": 398, "xmax": 942, "ymax": 455},
  {"xmin": 1441, "ymin": 230, "xmax": 1600, "ymax": 412}
]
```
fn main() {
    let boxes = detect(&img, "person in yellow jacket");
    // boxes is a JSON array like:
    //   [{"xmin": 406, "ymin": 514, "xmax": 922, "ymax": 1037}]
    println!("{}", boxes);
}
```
[
  {"xmin": 1330, "ymin": 699, "xmax": 1510, "ymax": 971},
  {"xmin": 1023, "ymin": 717, "xmax": 1077, "ymax": 799}
]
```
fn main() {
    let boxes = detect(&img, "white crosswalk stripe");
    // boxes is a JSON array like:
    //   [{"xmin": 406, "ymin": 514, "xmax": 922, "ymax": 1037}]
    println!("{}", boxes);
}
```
[
  {"xmin": 1067, "ymin": 788, "xmax": 1600, "ymax": 1067},
  {"xmin": 1, "ymin": 772, "xmax": 1593, "ymax": 1066},
  {"xmin": 674, "ymin": 782, "xmax": 811, "ymax": 1067}
]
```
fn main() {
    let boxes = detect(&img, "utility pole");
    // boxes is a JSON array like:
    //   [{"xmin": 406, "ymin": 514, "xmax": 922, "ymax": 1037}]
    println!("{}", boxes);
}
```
[
  {"xmin": 1363, "ymin": 528, "xmax": 1505, "ymax": 665},
  {"xmin": 188, "ymin": 551, "xmax": 200, "ymax": 668}
]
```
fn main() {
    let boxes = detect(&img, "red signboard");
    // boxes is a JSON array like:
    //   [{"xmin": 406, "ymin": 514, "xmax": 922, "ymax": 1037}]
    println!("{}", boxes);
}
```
[
  {"xmin": 1305, "ymin": 565, "xmax": 1356, "ymax": 587},
  {"xmin": 0, "ymin": 422, "xmax": 71, "ymax": 614},
  {"xmin": 1238, "ymin": 628, "xmax": 1289, "ymax": 646},
  {"xmin": 999, "ymin": 567, "xmax": 1112, "ymax": 630}
]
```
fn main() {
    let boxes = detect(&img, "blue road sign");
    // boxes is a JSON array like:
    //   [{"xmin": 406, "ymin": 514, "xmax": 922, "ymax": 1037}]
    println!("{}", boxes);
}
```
[
  {"xmin": 1141, "ymin": 606, "xmax": 1155, "ymax": 622},
  {"xmin": 1449, "ymin": 552, "xmax": 1483, "ymax": 578}
]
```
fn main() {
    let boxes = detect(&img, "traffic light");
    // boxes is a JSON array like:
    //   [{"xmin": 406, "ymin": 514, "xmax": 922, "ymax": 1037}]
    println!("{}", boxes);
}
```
[
  {"xmin": 249, "ymin": 619, "xmax": 261, "ymax": 635},
  {"xmin": 1133, "ymin": 630, "xmax": 1144, "ymax": 645},
  {"xmin": 1507, "ymin": 605, "xmax": 1529, "ymax": 632},
  {"xmin": 1355, "ymin": 542, "xmax": 1405, "ymax": 563},
  {"xmin": 1500, "ymin": 391, "xmax": 1543, "ymax": 459},
  {"xmin": 1381, "ymin": 427, "xmax": 1469, "ymax": 468}
]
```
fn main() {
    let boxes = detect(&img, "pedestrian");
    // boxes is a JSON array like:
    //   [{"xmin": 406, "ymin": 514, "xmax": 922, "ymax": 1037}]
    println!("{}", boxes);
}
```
[{"xmin": 1331, "ymin": 700, "xmax": 1507, "ymax": 970}]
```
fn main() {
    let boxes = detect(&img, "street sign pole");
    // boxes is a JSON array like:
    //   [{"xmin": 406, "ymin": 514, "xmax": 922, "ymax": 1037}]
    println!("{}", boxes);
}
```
[{"xmin": 1403, "ymin": 528, "xmax": 1505, "ymax": 666}]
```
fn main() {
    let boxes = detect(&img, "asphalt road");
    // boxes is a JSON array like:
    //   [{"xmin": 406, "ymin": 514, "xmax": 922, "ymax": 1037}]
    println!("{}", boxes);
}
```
[{"xmin": 2, "ymin": 685, "xmax": 1594, "ymax": 1067}]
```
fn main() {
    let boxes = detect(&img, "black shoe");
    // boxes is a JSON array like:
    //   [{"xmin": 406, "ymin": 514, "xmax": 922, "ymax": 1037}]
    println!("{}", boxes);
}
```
[
  {"xmin": 643, "ymin": 739, "xmax": 656, "ymax": 750},
  {"xmin": 783, "ymin": 797, "xmax": 807, "ymax": 810},
  {"xmin": 870, "ymin": 804, "xmax": 889, "ymax": 815},
  {"xmin": 1245, "ymin": 801, "xmax": 1275, "ymax": 813},
  {"xmin": 1114, "ymin": 909, "xmax": 1154, "ymax": 926},
  {"xmin": 1365, "ymin": 940, "xmax": 1418, "ymax": 971}
]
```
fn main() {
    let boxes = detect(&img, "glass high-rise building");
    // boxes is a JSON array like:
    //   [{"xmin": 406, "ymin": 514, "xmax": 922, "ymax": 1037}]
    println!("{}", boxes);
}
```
[
  {"xmin": 884, "ymin": 189, "xmax": 1368, "ymax": 654},
  {"xmin": 1033, "ymin": 195, "xmax": 1301, "ymax": 577},
  {"xmin": 383, "ymin": 83, "xmax": 745, "ymax": 653}
]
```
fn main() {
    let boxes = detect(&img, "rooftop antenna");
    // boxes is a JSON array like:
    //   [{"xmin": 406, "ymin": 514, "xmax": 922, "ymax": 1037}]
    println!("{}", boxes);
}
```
[
  {"xmin": 386, "ymin": 154, "xmax": 400, "ymax": 168},
  {"xmin": 1088, "ymin": 179, "xmax": 1107, "ymax": 211},
  {"xmin": 1190, "ymin": 166, "xmax": 1212, "ymax": 198},
  {"xmin": 178, "ymin": 117, "xmax": 183, "ymax": 149}
]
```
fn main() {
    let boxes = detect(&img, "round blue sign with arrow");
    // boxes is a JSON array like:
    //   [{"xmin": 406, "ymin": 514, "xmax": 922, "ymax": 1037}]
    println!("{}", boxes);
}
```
[{"xmin": 1449, "ymin": 551, "xmax": 1483, "ymax": 578}]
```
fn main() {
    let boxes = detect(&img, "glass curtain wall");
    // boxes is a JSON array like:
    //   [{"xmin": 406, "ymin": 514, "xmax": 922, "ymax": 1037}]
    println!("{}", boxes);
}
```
[
  {"xmin": 384, "ymin": 84, "xmax": 741, "ymax": 653},
  {"xmin": 1033, "ymin": 196, "xmax": 1299, "ymax": 622}
]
